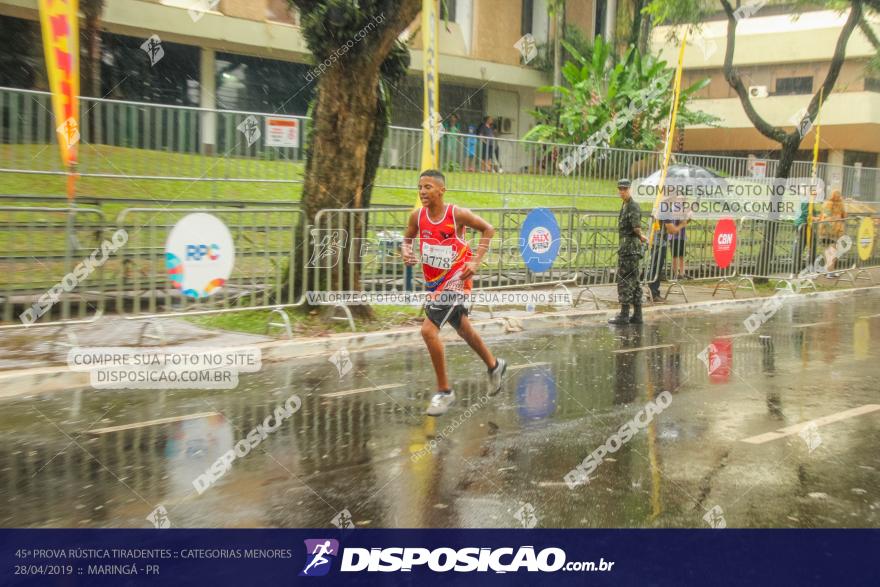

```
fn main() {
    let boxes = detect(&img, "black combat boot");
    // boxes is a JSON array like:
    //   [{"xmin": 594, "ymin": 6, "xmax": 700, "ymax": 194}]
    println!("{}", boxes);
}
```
[
  {"xmin": 629, "ymin": 301, "xmax": 643, "ymax": 324},
  {"xmin": 608, "ymin": 304, "xmax": 630, "ymax": 325}
]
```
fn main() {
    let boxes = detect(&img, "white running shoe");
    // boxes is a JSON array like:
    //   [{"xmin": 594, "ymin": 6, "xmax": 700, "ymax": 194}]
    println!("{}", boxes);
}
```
[
  {"xmin": 488, "ymin": 358, "xmax": 507, "ymax": 396},
  {"xmin": 426, "ymin": 390, "xmax": 456, "ymax": 416}
]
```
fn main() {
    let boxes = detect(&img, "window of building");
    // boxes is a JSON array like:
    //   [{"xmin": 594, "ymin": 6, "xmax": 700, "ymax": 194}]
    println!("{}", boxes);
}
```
[
  {"xmin": 521, "ymin": 0, "xmax": 534, "ymax": 35},
  {"xmin": 100, "ymin": 32, "xmax": 201, "ymax": 105},
  {"xmin": 390, "ymin": 76, "xmax": 485, "ymax": 129},
  {"xmin": 215, "ymin": 52, "xmax": 313, "ymax": 114},
  {"xmin": 0, "ymin": 15, "xmax": 41, "ymax": 90},
  {"xmin": 775, "ymin": 76, "xmax": 813, "ymax": 95},
  {"xmin": 866, "ymin": 77, "xmax": 880, "ymax": 92},
  {"xmin": 440, "ymin": 0, "xmax": 457, "ymax": 22}
]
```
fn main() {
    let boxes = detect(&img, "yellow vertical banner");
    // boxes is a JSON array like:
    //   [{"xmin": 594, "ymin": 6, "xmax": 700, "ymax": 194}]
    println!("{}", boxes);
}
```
[
  {"xmin": 649, "ymin": 31, "xmax": 687, "ymax": 243},
  {"xmin": 39, "ymin": 0, "xmax": 80, "ymax": 199},
  {"xmin": 806, "ymin": 88, "xmax": 824, "ymax": 250},
  {"xmin": 420, "ymin": 0, "xmax": 440, "ymax": 173}
]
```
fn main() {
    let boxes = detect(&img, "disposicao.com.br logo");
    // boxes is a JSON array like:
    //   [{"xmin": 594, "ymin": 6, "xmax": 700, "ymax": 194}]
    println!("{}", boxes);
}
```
[{"xmin": 299, "ymin": 542, "xmax": 613, "ymax": 575}]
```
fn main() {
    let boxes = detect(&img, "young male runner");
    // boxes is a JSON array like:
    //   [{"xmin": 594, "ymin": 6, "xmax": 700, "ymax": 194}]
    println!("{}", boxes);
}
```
[{"xmin": 402, "ymin": 169, "xmax": 507, "ymax": 416}]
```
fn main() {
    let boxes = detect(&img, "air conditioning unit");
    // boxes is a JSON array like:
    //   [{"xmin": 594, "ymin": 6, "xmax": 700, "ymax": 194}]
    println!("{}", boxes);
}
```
[
  {"xmin": 749, "ymin": 85, "xmax": 769, "ymax": 98},
  {"xmin": 496, "ymin": 116, "xmax": 513, "ymax": 134}
]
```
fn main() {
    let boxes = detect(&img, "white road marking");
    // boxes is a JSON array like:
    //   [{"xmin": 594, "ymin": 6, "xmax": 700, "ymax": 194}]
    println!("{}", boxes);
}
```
[
  {"xmin": 324, "ymin": 383, "xmax": 405, "ymax": 398},
  {"xmin": 612, "ymin": 344, "xmax": 675, "ymax": 354},
  {"xmin": 508, "ymin": 362, "xmax": 551, "ymax": 370},
  {"xmin": 741, "ymin": 404, "xmax": 880, "ymax": 444},
  {"xmin": 88, "ymin": 412, "xmax": 222, "ymax": 435},
  {"xmin": 791, "ymin": 321, "xmax": 834, "ymax": 328}
]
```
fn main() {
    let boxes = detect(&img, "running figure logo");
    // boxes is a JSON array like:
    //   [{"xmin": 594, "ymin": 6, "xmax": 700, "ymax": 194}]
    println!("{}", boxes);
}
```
[{"xmin": 300, "ymin": 539, "xmax": 339, "ymax": 577}]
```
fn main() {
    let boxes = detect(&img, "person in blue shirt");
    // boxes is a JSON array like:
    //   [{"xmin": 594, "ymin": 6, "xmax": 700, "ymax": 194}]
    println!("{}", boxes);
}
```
[{"xmin": 465, "ymin": 125, "xmax": 478, "ymax": 172}]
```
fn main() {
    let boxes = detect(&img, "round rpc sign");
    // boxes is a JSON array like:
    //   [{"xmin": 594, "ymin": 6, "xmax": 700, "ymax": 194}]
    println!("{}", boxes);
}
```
[
  {"xmin": 165, "ymin": 213, "xmax": 235, "ymax": 299},
  {"xmin": 519, "ymin": 208, "xmax": 561, "ymax": 273},
  {"xmin": 713, "ymin": 218, "xmax": 737, "ymax": 270}
]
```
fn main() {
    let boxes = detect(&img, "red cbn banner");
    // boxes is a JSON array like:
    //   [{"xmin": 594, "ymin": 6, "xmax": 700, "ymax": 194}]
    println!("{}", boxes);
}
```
[
  {"xmin": 707, "ymin": 338, "xmax": 733, "ymax": 384},
  {"xmin": 713, "ymin": 218, "xmax": 737, "ymax": 269}
]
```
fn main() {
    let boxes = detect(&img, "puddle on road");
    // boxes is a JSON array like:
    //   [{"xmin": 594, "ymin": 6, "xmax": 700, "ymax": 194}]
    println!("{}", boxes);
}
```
[{"xmin": 2, "ymin": 291, "xmax": 879, "ymax": 528}]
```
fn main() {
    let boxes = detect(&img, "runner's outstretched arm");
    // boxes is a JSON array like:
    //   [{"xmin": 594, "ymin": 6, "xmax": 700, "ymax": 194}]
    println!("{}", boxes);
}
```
[{"xmin": 454, "ymin": 207, "xmax": 494, "ymax": 280}]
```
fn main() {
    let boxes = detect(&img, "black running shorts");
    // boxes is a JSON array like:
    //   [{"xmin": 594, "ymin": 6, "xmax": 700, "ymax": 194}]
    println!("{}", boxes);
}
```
[
  {"xmin": 425, "ymin": 299, "xmax": 469, "ymax": 330},
  {"xmin": 670, "ymin": 238, "xmax": 686, "ymax": 258}
]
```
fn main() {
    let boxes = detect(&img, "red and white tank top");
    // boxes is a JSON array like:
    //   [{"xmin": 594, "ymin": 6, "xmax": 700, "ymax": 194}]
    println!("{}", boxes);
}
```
[{"xmin": 418, "ymin": 204, "xmax": 473, "ymax": 293}]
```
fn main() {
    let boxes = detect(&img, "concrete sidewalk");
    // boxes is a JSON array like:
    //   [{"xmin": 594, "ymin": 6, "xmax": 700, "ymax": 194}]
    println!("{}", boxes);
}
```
[{"xmin": 1, "ymin": 271, "xmax": 878, "ymax": 397}]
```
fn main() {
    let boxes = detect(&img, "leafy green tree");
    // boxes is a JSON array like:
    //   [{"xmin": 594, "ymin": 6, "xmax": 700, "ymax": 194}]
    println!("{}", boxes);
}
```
[
  {"xmin": 645, "ymin": 0, "xmax": 873, "ymax": 178},
  {"xmin": 288, "ymin": 0, "xmax": 419, "ymax": 306},
  {"xmin": 525, "ymin": 36, "xmax": 716, "ymax": 153},
  {"xmin": 531, "ymin": 24, "xmax": 595, "ymax": 75},
  {"xmin": 645, "ymin": 0, "xmax": 876, "ymax": 280}
]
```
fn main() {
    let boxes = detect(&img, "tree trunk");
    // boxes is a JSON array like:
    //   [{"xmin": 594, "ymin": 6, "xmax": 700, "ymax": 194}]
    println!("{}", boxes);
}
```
[
  {"xmin": 638, "ymin": 3, "xmax": 652, "ymax": 54},
  {"xmin": 289, "ymin": 0, "xmax": 420, "ymax": 316},
  {"xmin": 302, "ymin": 67, "xmax": 378, "ymax": 222},
  {"xmin": 86, "ymin": 15, "xmax": 102, "ymax": 97},
  {"xmin": 300, "ymin": 64, "xmax": 381, "ymax": 317},
  {"xmin": 360, "ymin": 88, "xmax": 389, "ymax": 211},
  {"xmin": 553, "ymin": 3, "xmax": 563, "ymax": 99},
  {"xmin": 628, "ymin": 0, "xmax": 645, "ymax": 49}
]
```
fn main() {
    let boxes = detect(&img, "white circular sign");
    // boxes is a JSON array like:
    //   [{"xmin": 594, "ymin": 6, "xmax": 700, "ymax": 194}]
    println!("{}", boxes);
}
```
[
  {"xmin": 528, "ymin": 226, "xmax": 552, "ymax": 254},
  {"xmin": 165, "ymin": 213, "xmax": 235, "ymax": 299}
]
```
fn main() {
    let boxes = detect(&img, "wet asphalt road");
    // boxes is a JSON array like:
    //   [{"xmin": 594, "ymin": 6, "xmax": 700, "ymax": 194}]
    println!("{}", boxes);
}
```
[{"xmin": 2, "ymin": 290, "xmax": 879, "ymax": 529}]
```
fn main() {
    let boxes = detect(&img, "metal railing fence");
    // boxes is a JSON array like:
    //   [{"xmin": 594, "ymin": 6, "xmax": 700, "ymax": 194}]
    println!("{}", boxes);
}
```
[
  {"xmin": 113, "ymin": 207, "xmax": 308, "ymax": 318},
  {"xmin": 3, "ymin": 86, "xmax": 879, "ymax": 202}
]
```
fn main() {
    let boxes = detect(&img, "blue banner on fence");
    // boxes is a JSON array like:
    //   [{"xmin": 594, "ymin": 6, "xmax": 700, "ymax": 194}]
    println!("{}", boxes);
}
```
[
  {"xmin": 519, "ymin": 208, "xmax": 561, "ymax": 273},
  {"xmin": 2, "ymin": 529, "xmax": 878, "ymax": 586}
]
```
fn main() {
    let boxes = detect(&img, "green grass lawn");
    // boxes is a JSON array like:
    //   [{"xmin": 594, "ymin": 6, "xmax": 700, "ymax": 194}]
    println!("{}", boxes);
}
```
[
  {"xmin": 0, "ymin": 143, "xmax": 623, "ymax": 212},
  {"xmin": 186, "ymin": 304, "xmax": 424, "ymax": 336}
]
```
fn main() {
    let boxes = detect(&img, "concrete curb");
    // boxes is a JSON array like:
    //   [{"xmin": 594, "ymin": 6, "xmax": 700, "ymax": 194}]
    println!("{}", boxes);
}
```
[{"xmin": 2, "ymin": 284, "xmax": 878, "ymax": 398}]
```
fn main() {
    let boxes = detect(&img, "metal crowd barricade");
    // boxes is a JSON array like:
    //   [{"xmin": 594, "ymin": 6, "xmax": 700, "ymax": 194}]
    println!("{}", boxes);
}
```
[
  {"xmin": 469, "ymin": 207, "xmax": 580, "ymax": 290},
  {"xmin": 648, "ymin": 218, "xmax": 755, "ymax": 301},
  {"xmin": 0, "ymin": 206, "xmax": 109, "ymax": 330},
  {"xmin": 114, "ymin": 207, "xmax": 308, "ymax": 320},
  {"xmin": 848, "ymin": 214, "xmax": 880, "ymax": 284},
  {"xmin": 310, "ymin": 207, "xmax": 583, "ymax": 295},
  {"xmin": 804, "ymin": 217, "xmax": 857, "ymax": 286},
  {"xmin": 736, "ymin": 217, "xmax": 816, "ymax": 290},
  {"xmin": 568, "ymin": 212, "xmax": 670, "ymax": 307},
  {"xmin": 310, "ymin": 207, "xmax": 414, "ymax": 295},
  {"xmin": 569, "ymin": 212, "xmax": 621, "ymax": 307}
]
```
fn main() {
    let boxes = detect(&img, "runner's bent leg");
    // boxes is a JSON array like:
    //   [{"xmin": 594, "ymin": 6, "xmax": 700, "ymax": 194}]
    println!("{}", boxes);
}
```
[
  {"xmin": 454, "ymin": 314, "xmax": 496, "ymax": 369},
  {"xmin": 421, "ymin": 318, "xmax": 450, "ymax": 391}
]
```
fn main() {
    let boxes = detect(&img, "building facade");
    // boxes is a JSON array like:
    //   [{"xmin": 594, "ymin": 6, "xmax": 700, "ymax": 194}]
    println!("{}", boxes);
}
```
[
  {"xmin": 652, "ymin": 7, "xmax": 880, "ymax": 171},
  {"xmin": 0, "ymin": 0, "xmax": 607, "ymax": 140}
]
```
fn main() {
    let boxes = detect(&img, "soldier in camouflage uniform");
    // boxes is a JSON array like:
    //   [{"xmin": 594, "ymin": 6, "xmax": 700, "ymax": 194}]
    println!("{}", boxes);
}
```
[{"xmin": 610, "ymin": 179, "xmax": 647, "ymax": 325}]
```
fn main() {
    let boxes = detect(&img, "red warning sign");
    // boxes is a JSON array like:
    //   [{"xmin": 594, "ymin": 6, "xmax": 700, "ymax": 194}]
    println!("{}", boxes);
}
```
[{"xmin": 713, "ymin": 218, "xmax": 737, "ymax": 269}]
